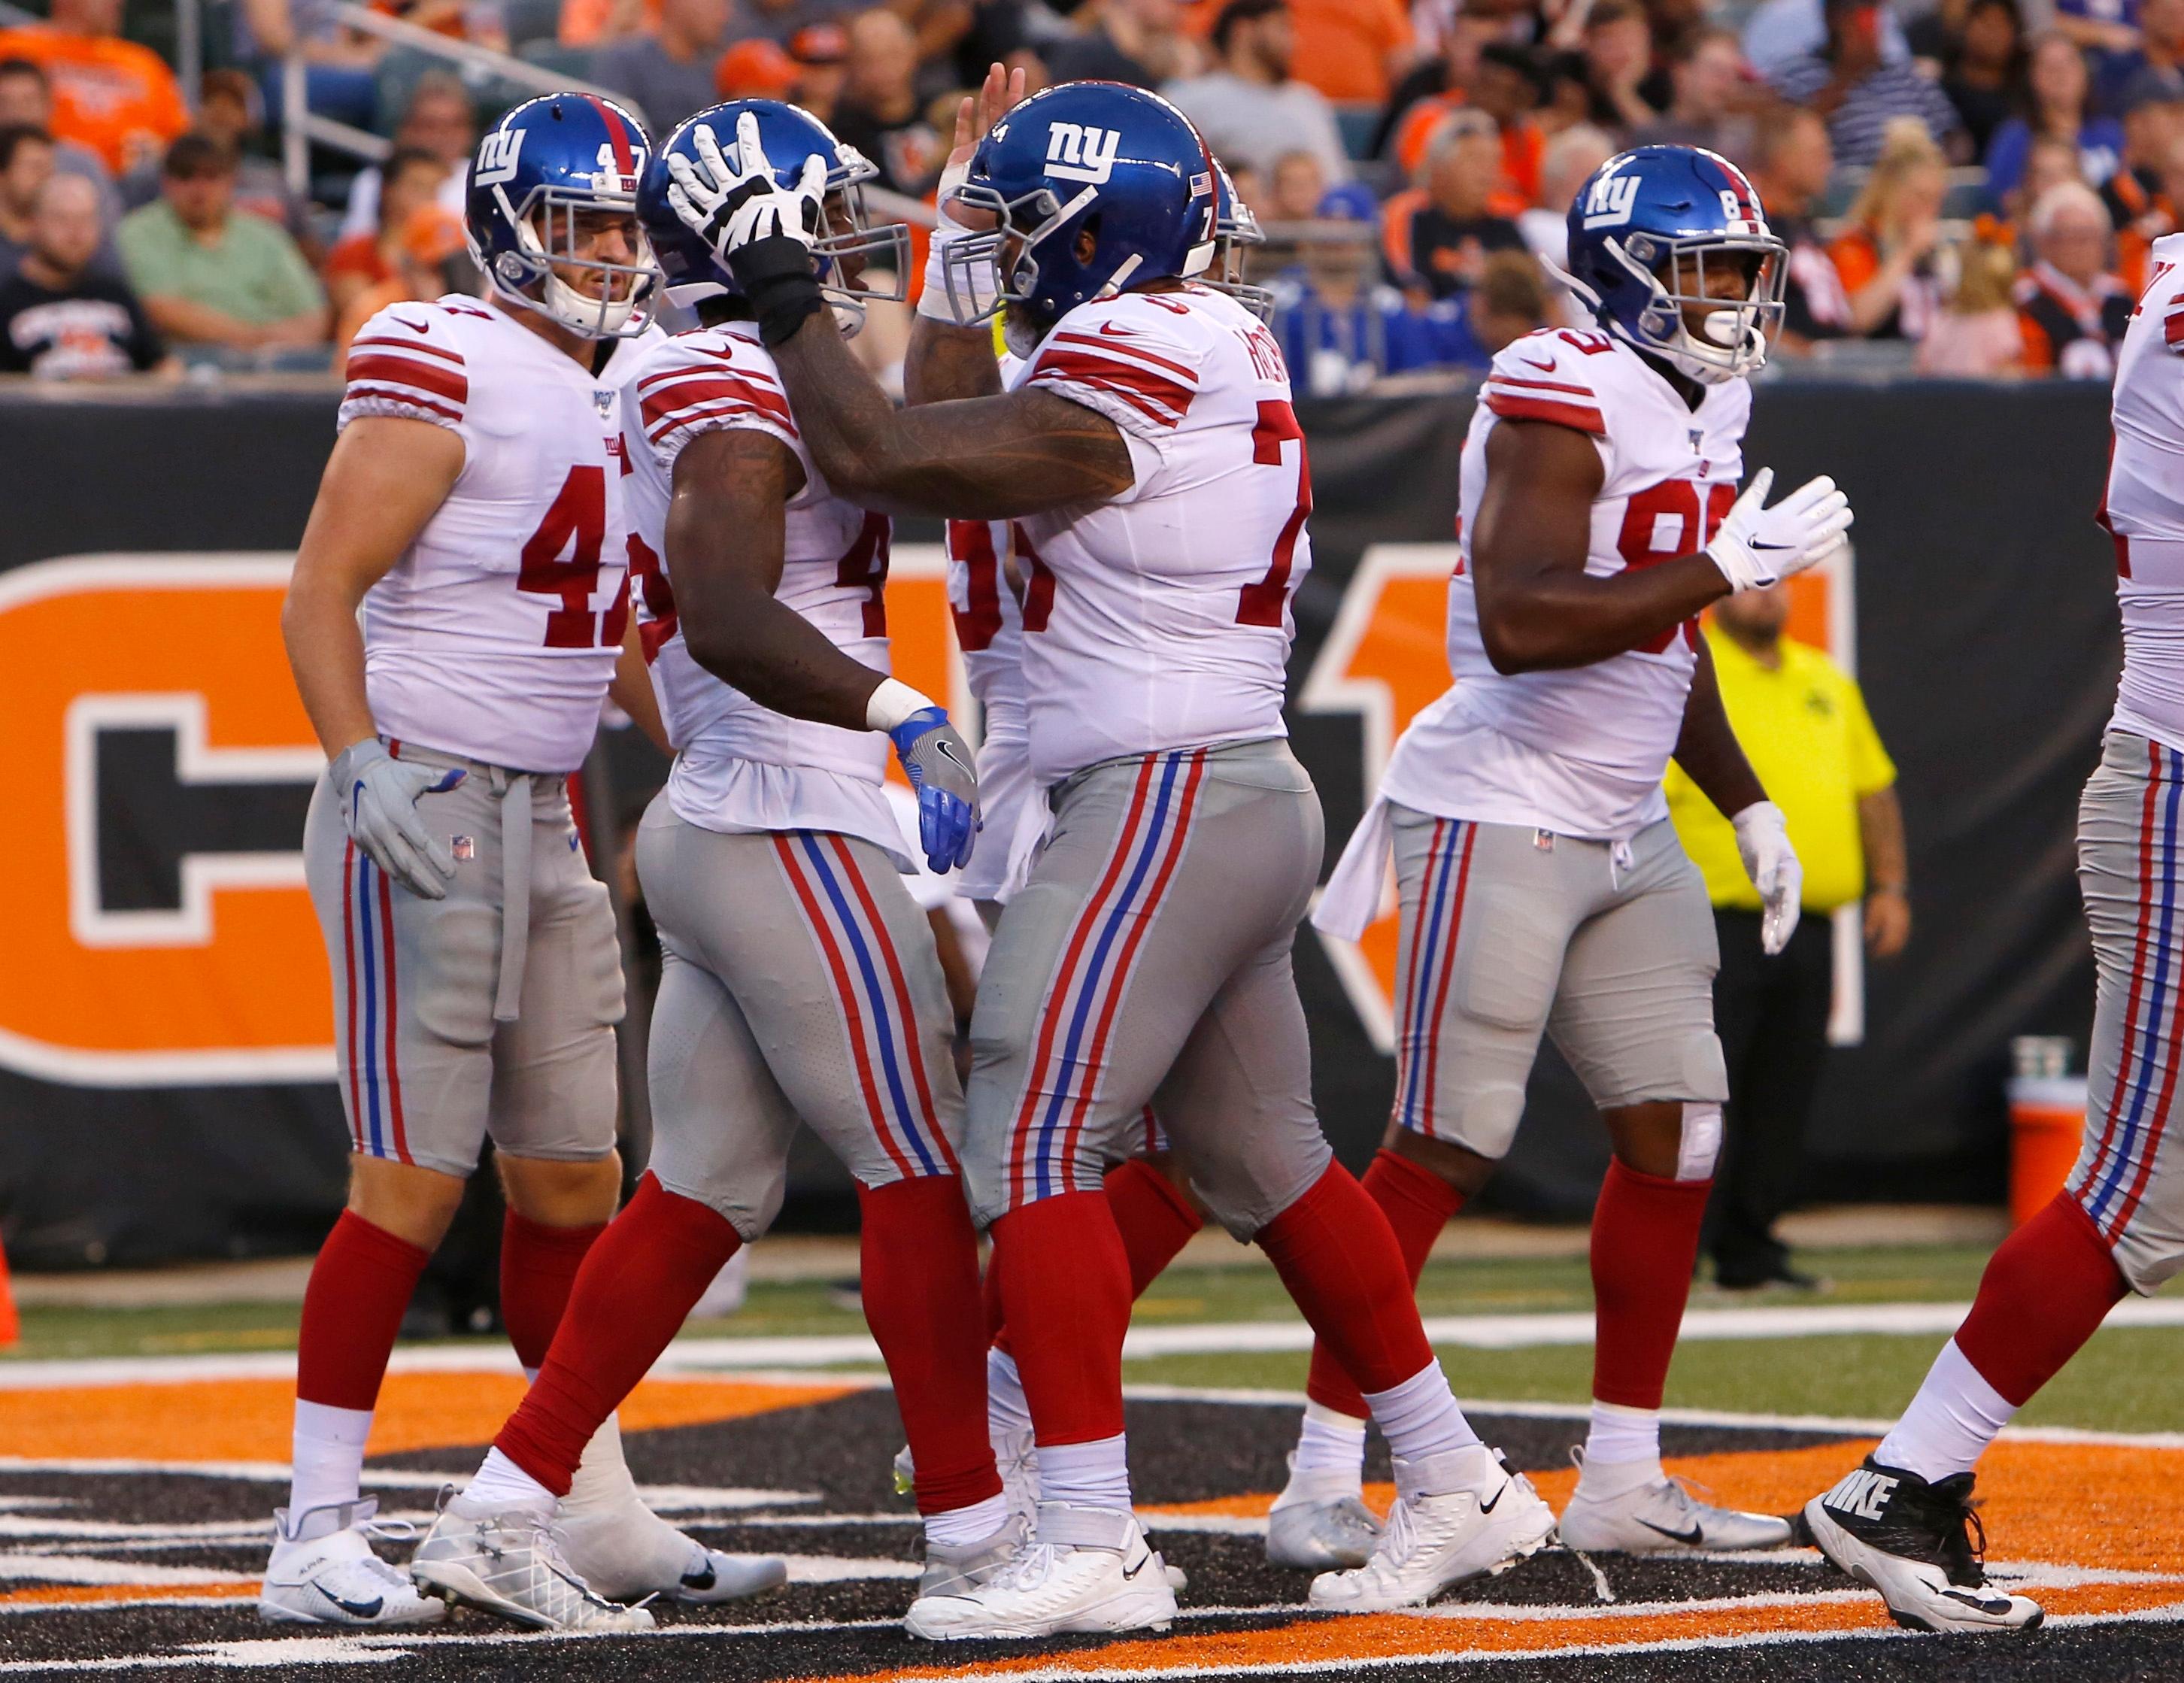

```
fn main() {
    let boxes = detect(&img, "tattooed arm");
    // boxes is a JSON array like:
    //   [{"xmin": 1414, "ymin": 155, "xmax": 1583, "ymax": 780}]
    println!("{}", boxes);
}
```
[{"xmin": 903, "ymin": 314, "xmax": 1004, "ymax": 405}]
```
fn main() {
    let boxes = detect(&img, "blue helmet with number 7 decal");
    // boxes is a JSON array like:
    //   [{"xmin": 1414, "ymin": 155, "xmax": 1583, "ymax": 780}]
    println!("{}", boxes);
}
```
[{"xmin": 1558, "ymin": 144, "xmax": 1786, "ymax": 384}]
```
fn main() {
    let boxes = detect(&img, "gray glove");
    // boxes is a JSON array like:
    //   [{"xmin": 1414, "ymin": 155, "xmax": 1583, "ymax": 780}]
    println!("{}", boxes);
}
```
[
  {"xmin": 329, "ymin": 738, "xmax": 466, "ymax": 900},
  {"xmin": 886, "ymin": 707, "xmax": 978, "ymax": 872}
]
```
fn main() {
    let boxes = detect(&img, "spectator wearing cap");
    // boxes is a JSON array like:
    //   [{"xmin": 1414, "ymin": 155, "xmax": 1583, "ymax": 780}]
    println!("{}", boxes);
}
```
[
  {"xmin": 2017, "ymin": 179, "xmax": 2134, "ymax": 374},
  {"xmin": 1518, "ymin": 122, "xmax": 1615, "ymax": 325},
  {"xmin": 1938, "ymin": 0, "xmax": 2026, "ymax": 161},
  {"xmin": 0, "ymin": 0, "xmax": 187, "ymax": 179},
  {"xmin": 338, "ymin": 74, "xmax": 473, "ymax": 242},
  {"xmin": 595, "ymin": 0, "xmax": 731, "ymax": 132},
  {"xmin": 0, "ymin": 58, "xmax": 119, "ymax": 219},
  {"xmin": 117, "ymin": 133, "xmax": 325, "ymax": 351},
  {"xmin": 1827, "ymin": 115, "xmax": 1947, "ymax": 336},
  {"xmin": 1986, "ymin": 32, "xmax": 2122, "ymax": 200},
  {"xmin": 1267, "ymin": 188, "xmax": 1481, "ymax": 393},
  {"xmin": 1381, "ymin": 110, "xmax": 1529, "ymax": 300},
  {"xmin": 831, "ymin": 10, "xmax": 944, "ymax": 198},
  {"xmin": 1388, "ymin": 44, "xmax": 1546, "ymax": 203},
  {"xmin": 1047, "ymin": 0, "xmax": 1201, "ymax": 88},
  {"xmin": 1282, "ymin": 0, "xmax": 1414, "ymax": 105},
  {"xmin": 0, "ymin": 171, "xmax": 170, "ymax": 377},
  {"xmin": 787, "ymin": 23, "xmax": 849, "ymax": 122},
  {"xmin": 1163, "ymin": 0, "xmax": 1349, "ymax": 184},
  {"xmin": 1752, "ymin": 104, "xmax": 1853, "ymax": 350},
  {"xmin": 1770, "ymin": 0, "xmax": 1966, "ymax": 165},
  {"xmin": 323, "ymin": 147, "xmax": 449, "ymax": 321},
  {"xmin": 1632, "ymin": 26, "xmax": 1755, "ymax": 160},
  {"xmin": 1581, "ymin": 2, "xmax": 1661, "ymax": 133},
  {"xmin": 716, "ymin": 37, "xmax": 800, "ymax": 101}
]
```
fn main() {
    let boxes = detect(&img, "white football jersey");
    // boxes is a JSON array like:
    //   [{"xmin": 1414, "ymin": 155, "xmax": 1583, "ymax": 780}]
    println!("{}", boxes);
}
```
[
  {"xmin": 1008, "ymin": 284, "xmax": 1311, "ymax": 784},
  {"xmin": 2100, "ymin": 232, "xmax": 2184, "ymax": 750},
  {"xmin": 620, "ymin": 320, "xmax": 905, "ymax": 865},
  {"xmin": 338, "ymin": 295, "xmax": 658, "ymax": 774},
  {"xmin": 1381, "ymin": 325, "xmax": 1751, "ymax": 842}
]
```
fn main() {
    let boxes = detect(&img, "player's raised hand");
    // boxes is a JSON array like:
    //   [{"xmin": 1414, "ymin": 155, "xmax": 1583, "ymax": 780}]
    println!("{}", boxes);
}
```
[
  {"xmin": 1705, "ymin": 469, "xmax": 1855, "ymax": 593},
  {"xmin": 667, "ymin": 112, "xmax": 827, "ymax": 268},
  {"xmin": 1732, "ymin": 799, "xmax": 1803, "ymax": 954},
  {"xmin": 330, "ymin": 738, "xmax": 466, "ymax": 900},
  {"xmin": 887, "ymin": 708, "xmax": 979, "ymax": 874},
  {"xmin": 943, "ymin": 62, "xmax": 1027, "ymax": 193}
]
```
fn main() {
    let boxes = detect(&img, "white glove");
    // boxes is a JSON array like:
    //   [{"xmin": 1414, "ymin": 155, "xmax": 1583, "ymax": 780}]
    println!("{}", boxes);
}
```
[
  {"xmin": 666, "ymin": 112, "xmax": 827, "ymax": 269},
  {"xmin": 329, "ymin": 738, "xmax": 466, "ymax": 900},
  {"xmin": 1733, "ymin": 799, "xmax": 1803, "ymax": 955},
  {"xmin": 1705, "ymin": 468, "xmax": 1855, "ymax": 593}
]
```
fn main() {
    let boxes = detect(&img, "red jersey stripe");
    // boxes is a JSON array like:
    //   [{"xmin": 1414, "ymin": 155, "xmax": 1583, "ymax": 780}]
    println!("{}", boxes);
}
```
[
  {"xmin": 346, "ymin": 353, "xmax": 467, "ymax": 405},
  {"xmin": 1048, "ymin": 329, "xmax": 1200, "ymax": 384},
  {"xmin": 638, "ymin": 356, "xmax": 782, "ymax": 392},
  {"xmin": 1485, "ymin": 372, "xmax": 1596, "ymax": 398},
  {"xmin": 1030, "ymin": 351, "xmax": 1194, "ymax": 426},
  {"xmin": 352, "ymin": 333, "xmax": 463, "ymax": 366},
  {"xmin": 344, "ymin": 383, "xmax": 463, "ymax": 423},
  {"xmin": 1483, "ymin": 390, "xmax": 1606, "ymax": 435},
  {"xmin": 640, "ymin": 375, "xmax": 796, "ymax": 432}
]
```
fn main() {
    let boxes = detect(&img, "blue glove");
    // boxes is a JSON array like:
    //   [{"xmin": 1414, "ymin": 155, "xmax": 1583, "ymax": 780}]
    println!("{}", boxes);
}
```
[{"xmin": 887, "ymin": 706, "xmax": 978, "ymax": 873}]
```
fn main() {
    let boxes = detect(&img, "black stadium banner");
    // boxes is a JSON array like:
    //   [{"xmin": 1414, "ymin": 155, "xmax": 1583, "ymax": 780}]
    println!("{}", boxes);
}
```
[{"xmin": 0, "ymin": 379, "xmax": 2121, "ymax": 1266}]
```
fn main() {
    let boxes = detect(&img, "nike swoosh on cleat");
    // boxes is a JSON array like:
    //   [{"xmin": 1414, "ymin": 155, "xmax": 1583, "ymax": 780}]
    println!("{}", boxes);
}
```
[
  {"xmin": 1637, "ymin": 1518, "xmax": 1705, "ymax": 1546},
  {"xmin": 1480, "ymin": 1484, "xmax": 1506, "ymax": 1515},
  {"xmin": 1122, "ymin": 1552, "xmax": 1152, "ymax": 1580},
  {"xmin": 319, "ymin": 1589, "xmax": 385, "ymax": 1619},
  {"xmin": 681, "ymin": 1565, "xmax": 717, "ymax": 1593}
]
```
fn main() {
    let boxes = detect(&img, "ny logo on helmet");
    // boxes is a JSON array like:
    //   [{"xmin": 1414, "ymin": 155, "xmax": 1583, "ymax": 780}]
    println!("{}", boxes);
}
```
[
  {"xmin": 475, "ymin": 126, "xmax": 526, "ymax": 186},
  {"xmin": 1046, "ymin": 123, "xmax": 1122, "ymax": 185},
  {"xmin": 1582, "ymin": 170, "xmax": 1640, "ymax": 229}
]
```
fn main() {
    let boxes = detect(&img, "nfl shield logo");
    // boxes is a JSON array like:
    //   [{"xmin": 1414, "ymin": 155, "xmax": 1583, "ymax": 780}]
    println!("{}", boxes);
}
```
[{"xmin": 452, "ymin": 835, "xmax": 475, "ymax": 863}]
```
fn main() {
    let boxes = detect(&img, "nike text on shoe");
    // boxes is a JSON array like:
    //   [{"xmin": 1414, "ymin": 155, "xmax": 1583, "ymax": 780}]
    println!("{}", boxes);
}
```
[
  {"xmin": 259, "ymin": 1499, "xmax": 445, "ymax": 1627},
  {"xmin": 409, "ymin": 1488, "xmax": 656, "ymax": 1631},
  {"xmin": 556, "ymin": 1485, "xmax": 786, "ymax": 1606},
  {"xmin": 903, "ymin": 1501, "xmax": 1176, "ymax": 1641},
  {"xmin": 1266, "ymin": 1455, "xmax": 1383, "ymax": 1571},
  {"xmin": 1308, "ymin": 1445, "xmax": 1555, "ymax": 1612},
  {"xmin": 1557, "ymin": 1450, "xmax": 1794, "ymax": 1554},
  {"xmin": 1803, "ymin": 1456, "xmax": 2043, "ymax": 1633}
]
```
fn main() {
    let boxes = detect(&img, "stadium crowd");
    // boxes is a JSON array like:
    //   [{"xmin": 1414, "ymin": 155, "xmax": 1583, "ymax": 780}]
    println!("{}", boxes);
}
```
[{"xmin": 0, "ymin": 0, "xmax": 2174, "ymax": 382}]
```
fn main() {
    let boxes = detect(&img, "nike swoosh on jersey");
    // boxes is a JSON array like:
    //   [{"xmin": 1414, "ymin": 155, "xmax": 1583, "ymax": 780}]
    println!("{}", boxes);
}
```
[
  {"xmin": 1638, "ymin": 1518, "xmax": 1705, "ymax": 1546},
  {"xmin": 1099, "ymin": 321, "xmax": 1141, "ymax": 338},
  {"xmin": 1516, "ymin": 353, "xmax": 1557, "ymax": 371}
]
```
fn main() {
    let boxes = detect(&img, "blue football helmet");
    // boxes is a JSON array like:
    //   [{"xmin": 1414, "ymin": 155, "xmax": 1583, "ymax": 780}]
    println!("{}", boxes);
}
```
[
  {"xmin": 466, "ymin": 92, "xmax": 662, "ymax": 338},
  {"xmin": 1204, "ymin": 159, "xmax": 1272, "ymax": 323},
  {"xmin": 639, "ymin": 99, "xmax": 909, "ymax": 332},
  {"xmin": 939, "ymin": 80, "xmax": 1218, "ymax": 354},
  {"xmin": 1560, "ymin": 144, "xmax": 1786, "ymax": 384}
]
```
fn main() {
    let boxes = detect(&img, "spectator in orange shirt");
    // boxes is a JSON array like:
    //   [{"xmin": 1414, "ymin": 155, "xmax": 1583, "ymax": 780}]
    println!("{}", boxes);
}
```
[
  {"xmin": 1828, "ymin": 115, "xmax": 1948, "ymax": 338},
  {"xmin": 331, "ymin": 200, "xmax": 466, "ymax": 355},
  {"xmin": 0, "ymin": 0, "xmax": 187, "ymax": 178},
  {"xmin": 2016, "ymin": 179, "xmax": 2134, "ymax": 375},
  {"xmin": 1381, "ymin": 108, "xmax": 1529, "ymax": 299},
  {"xmin": 321, "ymin": 147, "xmax": 447, "ymax": 321},
  {"xmin": 1283, "ymin": 0, "xmax": 1412, "ymax": 105}
]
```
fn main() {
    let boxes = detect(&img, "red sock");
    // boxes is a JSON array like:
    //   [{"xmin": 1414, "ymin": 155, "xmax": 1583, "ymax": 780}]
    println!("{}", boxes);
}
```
[
  {"xmin": 993, "ymin": 1190, "xmax": 1132, "ymax": 1445},
  {"xmin": 857, "ymin": 1176, "xmax": 1003, "ymax": 1514},
  {"xmin": 989, "ymin": 1158, "xmax": 1204, "ymax": 1359},
  {"xmin": 1591, "ymin": 1159, "xmax": 1709, "ymax": 1411},
  {"xmin": 1258, "ymin": 1163, "xmax": 1436, "ymax": 1396},
  {"xmin": 1955, "ymin": 1191, "xmax": 2129, "ymax": 1406},
  {"xmin": 296, "ymin": 1211, "xmax": 432, "ymax": 1412},
  {"xmin": 1305, "ymin": 1150, "xmax": 1464, "ymax": 1417},
  {"xmin": 494, "ymin": 1175, "xmax": 738, "ymax": 1496},
  {"xmin": 500, "ymin": 1210, "xmax": 608, "ymax": 1372}
]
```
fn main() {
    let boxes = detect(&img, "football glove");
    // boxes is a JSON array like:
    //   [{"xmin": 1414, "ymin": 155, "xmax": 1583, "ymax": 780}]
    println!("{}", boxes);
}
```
[
  {"xmin": 1733, "ymin": 799, "xmax": 1803, "ymax": 955},
  {"xmin": 887, "ymin": 708, "xmax": 978, "ymax": 875},
  {"xmin": 329, "ymin": 738, "xmax": 466, "ymax": 900},
  {"xmin": 666, "ymin": 112, "xmax": 827, "ymax": 266},
  {"xmin": 1705, "ymin": 468, "xmax": 1855, "ymax": 593}
]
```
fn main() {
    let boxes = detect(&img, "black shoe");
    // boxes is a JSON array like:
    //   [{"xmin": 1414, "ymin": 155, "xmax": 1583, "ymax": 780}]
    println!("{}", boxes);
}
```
[
  {"xmin": 1801, "ymin": 1456, "xmax": 2043, "ymax": 1632},
  {"xmin": 1713, "ymin": 1259, "xmax": 1827, "ymax": 1292}
]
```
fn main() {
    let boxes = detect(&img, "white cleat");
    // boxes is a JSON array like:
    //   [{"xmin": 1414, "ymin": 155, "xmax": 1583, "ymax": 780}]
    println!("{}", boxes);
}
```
[
  {"xmin": 1308, "ymin": 1445, "xmax": 1555, "ymax": 1612},
  {"xmin": 1266, "ymin": 1454, "xmax": 1382, "ymax": 1571},
  {"xmin": 259, "ymin": 1500, "xmax": 445, "ymax": 1627},
  {"xmin": 918, "ymin": 1512, "xmax": 1029, "ymax": 1597},
  {"xmin": 1557, "ymin": 1449, "xmax": 1794, "ymax": 1554},
  {"xmin": 1804, "ymin": 1457, "xmax": 2044, "ymax": 1633},
  {"xmin": 905, "ymin": 1501, "xmax": 1176, "ymax": 1642},
  {"xmin": 410, "ymin": 1489, "xmax": 656, "ymax": 1631},
  {"xmin": 557, "ymin": 1484, "xmax": 784, "ymax": 1606}
]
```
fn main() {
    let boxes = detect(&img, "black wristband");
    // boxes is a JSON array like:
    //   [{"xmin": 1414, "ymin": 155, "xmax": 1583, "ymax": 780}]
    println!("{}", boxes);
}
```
[{"xmin": 726, "ymin": 235, "xmax": 826, "ymax": 347}]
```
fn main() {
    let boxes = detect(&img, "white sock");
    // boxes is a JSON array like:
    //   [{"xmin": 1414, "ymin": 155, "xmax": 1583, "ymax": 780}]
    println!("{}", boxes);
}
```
[
  {"xmin": 461, "ymin": 1445, "xmax": 558, "ymax": 1517},
  {"xmin": 1875, "ymin": 1339, "xmax": 2017, "ymax": 1484},
  {"xmin": 1364, "ymin": 1362, "xmax": 1482, "ymax": 1466},
  {"xmin": 987, "ymin": 1348, "xmax": 1033, "ymax": 1440},
  {"xmin": 565, "ymin": 1412, "xmax": 638, "ymax": 1509},
  {"xmin": 1582, "ymin": 1400, "xmax": 1662, "ymax": 1469},
  {"xmin": 1291, "ymin": 1402, "xmax": 1369, "ymax": 1482},
  {"xmin": 924, "ymin": 1490, "xmax": 1010, "ymax": 1549},
  {"xmin": 287, "ymin": 1400, "xmax": 374, "ymax": 1519},
  {"xmin": 1037, "ymin": 1433, "xmax": 1133, "ymax": 1512}
]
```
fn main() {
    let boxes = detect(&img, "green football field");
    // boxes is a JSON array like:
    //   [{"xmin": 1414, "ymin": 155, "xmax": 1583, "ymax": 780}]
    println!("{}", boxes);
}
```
[{"xmin": 13, "ymin": 1241, "xmax": 2182, "ymax": 1433}]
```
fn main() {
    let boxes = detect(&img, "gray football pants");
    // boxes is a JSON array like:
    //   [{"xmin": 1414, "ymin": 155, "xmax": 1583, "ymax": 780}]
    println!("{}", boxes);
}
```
[
  {"xmin": 963, "ymin": 738, "xmax": 1332, "ymax": 1240},
  {"xmin": 636, "ymin": 799, "xmax": 966, "ymax": 1242}
]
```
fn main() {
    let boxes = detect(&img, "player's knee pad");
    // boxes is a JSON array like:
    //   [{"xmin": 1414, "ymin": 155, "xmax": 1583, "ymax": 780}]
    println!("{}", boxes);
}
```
[{"xmin": 1676, "ymin": 1102, "xmax": 1723, "ymax": 1182}]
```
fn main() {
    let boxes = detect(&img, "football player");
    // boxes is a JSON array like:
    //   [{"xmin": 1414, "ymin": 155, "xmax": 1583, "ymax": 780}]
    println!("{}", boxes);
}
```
[
  {"xmin": 1799, "ymin": 232, "xmax": 2184, "ymax": 1636},
  {"xmin": 1275, "ymin": 147, "xmax": 1854, "ymax": 1575},
  {"xmin": 272, "ymin": 95, "xmax": 782, "ymax": 1630},
  {"xmin": 671, "ymin": 83, "xmax": 1558, "ymax": 1637},
  {"xmin": 406, "ymin": 99, "xmax": 1010, "ymax": 1624}
]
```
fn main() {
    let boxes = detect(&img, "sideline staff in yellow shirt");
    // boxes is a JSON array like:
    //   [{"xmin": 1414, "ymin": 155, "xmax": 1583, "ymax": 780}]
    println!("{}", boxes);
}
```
[{"xmin": 1665, "ymin": 584, "xmax": 1907, "ymax": 1291}]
